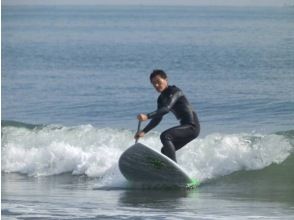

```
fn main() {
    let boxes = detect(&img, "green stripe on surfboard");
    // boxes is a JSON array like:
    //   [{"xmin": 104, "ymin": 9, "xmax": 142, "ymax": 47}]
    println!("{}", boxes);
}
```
[{"xmin": 186, "ymin": 178, "xmax": 200, "ymax": 188}]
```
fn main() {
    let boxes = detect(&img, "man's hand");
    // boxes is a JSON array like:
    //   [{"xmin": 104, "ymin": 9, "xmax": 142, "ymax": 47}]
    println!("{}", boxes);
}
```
[
  {"xmin": 137, "ymin": 114, "xmax": 148, "ymax": 121},
  {"xmin": 134, "ymin": 131, "xmax": 145, "ymax": 140}
]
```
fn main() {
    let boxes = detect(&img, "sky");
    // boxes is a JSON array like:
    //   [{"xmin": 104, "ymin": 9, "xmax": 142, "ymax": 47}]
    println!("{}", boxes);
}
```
[{"xmin": 2, "ymin": 0, "xmax": 294, "ymax": 6}]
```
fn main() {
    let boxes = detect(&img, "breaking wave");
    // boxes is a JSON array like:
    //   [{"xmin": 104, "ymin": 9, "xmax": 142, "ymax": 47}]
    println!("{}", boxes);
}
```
[{"xmin": 2, "ymin": 120, "xmax": 293, "ymax": 188}]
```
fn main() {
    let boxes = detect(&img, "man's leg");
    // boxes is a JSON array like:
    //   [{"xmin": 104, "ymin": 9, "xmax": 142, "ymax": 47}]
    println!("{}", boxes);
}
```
[{"xmin": 160, "ymin": 124, "xmax": 199, "ymax": 162}]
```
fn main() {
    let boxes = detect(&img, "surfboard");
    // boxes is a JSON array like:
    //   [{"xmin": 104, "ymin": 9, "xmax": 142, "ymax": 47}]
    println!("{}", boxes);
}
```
[{"xmin": 119, "ymin": 143, "xmax": 199, "ymax": 188}]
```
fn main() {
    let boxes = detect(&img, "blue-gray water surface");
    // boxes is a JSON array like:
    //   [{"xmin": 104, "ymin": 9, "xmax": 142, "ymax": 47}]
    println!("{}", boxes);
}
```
[{"xmin": 2, "ymin": 5, "xmax": 294, "ymax": 219}]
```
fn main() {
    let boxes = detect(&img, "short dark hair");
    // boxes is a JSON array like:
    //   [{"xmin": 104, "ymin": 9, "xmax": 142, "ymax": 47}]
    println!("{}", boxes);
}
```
[{"xmin": 150, "ymin": 69, "xmax": 167, "ymax": 81}]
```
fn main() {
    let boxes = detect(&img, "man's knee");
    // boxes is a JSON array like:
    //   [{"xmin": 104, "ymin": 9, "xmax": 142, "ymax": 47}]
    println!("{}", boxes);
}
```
[{"xmin": 160, "ymin": 131, "xmax": 173, "ymax": 143}]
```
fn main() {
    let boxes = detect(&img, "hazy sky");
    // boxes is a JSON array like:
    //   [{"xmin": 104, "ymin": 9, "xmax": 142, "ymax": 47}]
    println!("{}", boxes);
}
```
[{"xmin": 2, "ymin": 0, "xmax": 294, "ymax": 6}]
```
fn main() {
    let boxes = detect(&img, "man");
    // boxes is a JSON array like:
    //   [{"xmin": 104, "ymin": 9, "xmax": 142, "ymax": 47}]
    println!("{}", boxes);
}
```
[{"xmin": 135, "ymin": 69, "xmax": 200, "ymax": 162}]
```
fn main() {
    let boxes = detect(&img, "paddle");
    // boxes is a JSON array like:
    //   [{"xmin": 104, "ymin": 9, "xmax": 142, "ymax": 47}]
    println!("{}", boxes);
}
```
[{"xmin": 135, "ymin": 121, "xmax": 142, "ymax": 144}]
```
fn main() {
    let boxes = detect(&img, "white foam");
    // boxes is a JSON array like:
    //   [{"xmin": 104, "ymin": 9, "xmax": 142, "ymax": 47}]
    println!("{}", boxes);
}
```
[
  {"xmin": 178, "ymin": 132, "xmax": 292, "ymax": 181},
  {"xmin": 2, "ymin": 125, "xmax": 131, "ymax": 177},
  {"xmin": 2, "ymin": 125, "xmax": 293, "ymax": 184}
]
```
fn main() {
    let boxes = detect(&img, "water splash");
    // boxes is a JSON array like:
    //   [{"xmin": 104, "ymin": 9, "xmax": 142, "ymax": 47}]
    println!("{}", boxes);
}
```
[{"xmin": 2, "ymin": 121, "xmax": 293, "ymax": 187}]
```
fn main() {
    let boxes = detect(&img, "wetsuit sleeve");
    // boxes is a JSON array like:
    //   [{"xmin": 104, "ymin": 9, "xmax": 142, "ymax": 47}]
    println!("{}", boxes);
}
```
[
  {"xmin": 142, "ymin": 96, "xmax": 164, "ymax": 134},
  {"xmin": 142, "ymin": 116, "xmax": 162, "ymax": 134},
  {"xmin": 146, "ymin": 90, "xmax": 183, "ymax": 119}
]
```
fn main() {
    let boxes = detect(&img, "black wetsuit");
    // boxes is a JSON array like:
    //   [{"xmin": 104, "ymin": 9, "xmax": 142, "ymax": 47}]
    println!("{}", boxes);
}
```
[{"xmin": 143, "ymin": 85, "xmax": 200, "ymax": 162}]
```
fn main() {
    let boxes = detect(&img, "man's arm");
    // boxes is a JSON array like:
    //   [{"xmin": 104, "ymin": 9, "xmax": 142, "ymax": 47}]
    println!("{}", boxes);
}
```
[
  {"xmin": 146, "ymin": 89, "xmax": 183, "ymax": 119},
  {"xmin": 141, "ymin": 89, "xmax": 183, "ymax": 134},
  {"xmin": 142, "ymin": 116, "xmax": 162, "ymax": 134}
]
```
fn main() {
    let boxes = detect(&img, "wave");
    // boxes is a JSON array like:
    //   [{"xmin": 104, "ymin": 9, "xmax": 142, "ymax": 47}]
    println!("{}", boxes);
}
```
[
  {"xmin": 1, "ymin": 120, "xmax": 293, "ymax": 187},
  {"xmin": 206, "ymin": 154, "xmax": 294, "ymax": 202},
  {"xmin": 1, "ymin": 120, "xmax": 45, "ymax": 130}
]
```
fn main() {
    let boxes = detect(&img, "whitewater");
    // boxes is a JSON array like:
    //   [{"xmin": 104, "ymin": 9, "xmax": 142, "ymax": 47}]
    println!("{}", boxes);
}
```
[{"xmin": 2, "ymin": 121, "xmax": 293, "ymax": 187}]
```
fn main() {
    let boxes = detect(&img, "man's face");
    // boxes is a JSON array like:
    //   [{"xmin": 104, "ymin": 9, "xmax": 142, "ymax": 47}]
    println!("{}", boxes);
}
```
[{"xmin": 151, "ymin": 75, "xmax": 168, "ymax": 93}]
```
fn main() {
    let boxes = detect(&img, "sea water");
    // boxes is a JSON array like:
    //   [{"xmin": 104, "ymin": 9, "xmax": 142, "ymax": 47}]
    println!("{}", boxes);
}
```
[{"xmin": 2, "ymin": 5, "xmax": 294, "ymax": 219}]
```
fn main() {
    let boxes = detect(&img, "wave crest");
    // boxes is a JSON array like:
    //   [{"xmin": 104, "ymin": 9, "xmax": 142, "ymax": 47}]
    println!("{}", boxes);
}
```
[{"xmin": 2, "ymin": 121, "xmax": 293, "ymax": 184}]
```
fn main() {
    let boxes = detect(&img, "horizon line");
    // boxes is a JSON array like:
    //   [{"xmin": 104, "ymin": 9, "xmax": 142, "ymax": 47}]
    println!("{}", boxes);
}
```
[{"xmin": 2, "ymin": 3, "xmax": 290, "ymax": 7}]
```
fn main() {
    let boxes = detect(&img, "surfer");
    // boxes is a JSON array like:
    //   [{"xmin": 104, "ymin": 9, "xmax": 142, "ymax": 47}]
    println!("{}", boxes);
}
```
[{"xmin": 135, "ymin": 69, "xmax": 200, "ymax": 162}]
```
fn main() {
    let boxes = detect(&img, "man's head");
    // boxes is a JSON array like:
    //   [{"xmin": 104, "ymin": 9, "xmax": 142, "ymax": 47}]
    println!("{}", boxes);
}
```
[{"xmin": 150, "ymin": 69, "xmax": 168, "ymax": 93}]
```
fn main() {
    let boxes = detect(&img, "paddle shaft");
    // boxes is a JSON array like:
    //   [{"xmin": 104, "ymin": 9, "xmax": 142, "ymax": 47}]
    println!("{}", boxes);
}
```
[{"xmin": 135, "ymin": 121, "xmax": 142, "ymax": 143}]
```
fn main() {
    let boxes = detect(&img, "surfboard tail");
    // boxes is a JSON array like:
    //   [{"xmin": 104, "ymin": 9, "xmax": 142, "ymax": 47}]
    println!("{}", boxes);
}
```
[{"xmin": 186, "ymin": 178, "xmax": 200, "ymax": 189}]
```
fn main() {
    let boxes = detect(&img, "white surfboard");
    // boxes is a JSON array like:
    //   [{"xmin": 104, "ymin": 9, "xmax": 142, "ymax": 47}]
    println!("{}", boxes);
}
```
[{"xmin": 119, "ymin": 143, "xmax": 199, "ymax": 188}]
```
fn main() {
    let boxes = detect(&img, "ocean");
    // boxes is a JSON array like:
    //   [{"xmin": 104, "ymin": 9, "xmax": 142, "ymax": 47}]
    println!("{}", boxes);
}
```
[{"xmin": 2, "ymin": 5, "xmax": 294, "ymax": 219}]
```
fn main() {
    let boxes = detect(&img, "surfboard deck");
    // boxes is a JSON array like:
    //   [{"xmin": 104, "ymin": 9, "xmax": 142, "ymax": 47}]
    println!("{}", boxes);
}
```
[{"xmin": 119, "ymin": 143, "xmax": 199, "ymax": 188}]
